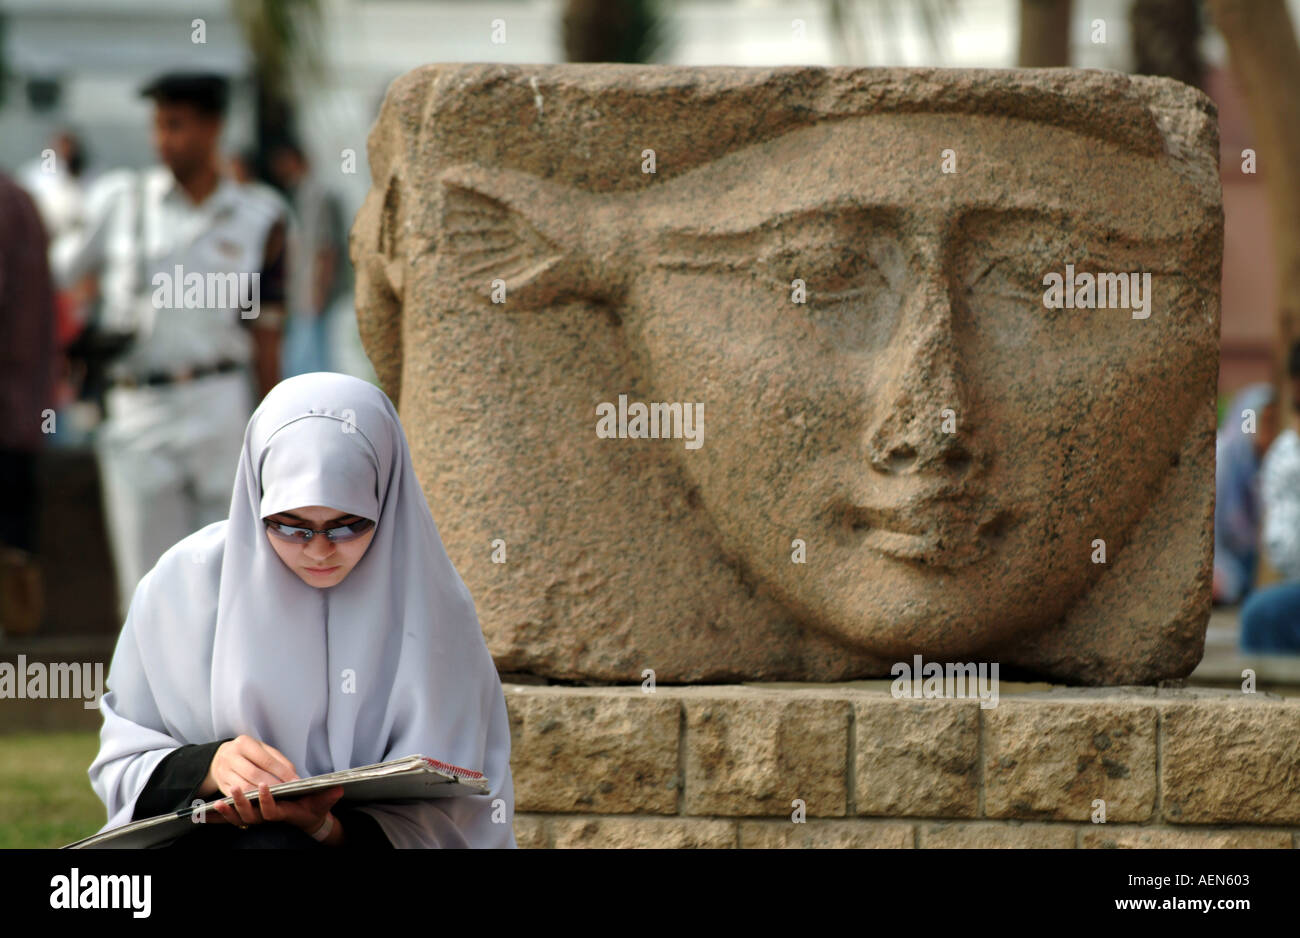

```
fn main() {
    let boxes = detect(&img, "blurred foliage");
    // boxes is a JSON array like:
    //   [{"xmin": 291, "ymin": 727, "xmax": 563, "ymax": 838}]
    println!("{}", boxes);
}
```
[
  {"xmin": 228, "ymin": 0, "xmax": 325, "ymax": 186},
  {"xmin": 563, "ymin": 0, "xmax": 671, "ymax": 63},
  {"xmin": 230, "ymin": 0, "xmax": 324, "ymax": 97}
]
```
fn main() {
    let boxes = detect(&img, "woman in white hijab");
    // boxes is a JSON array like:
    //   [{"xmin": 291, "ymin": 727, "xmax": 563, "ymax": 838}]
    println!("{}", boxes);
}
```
[{"xmin": 88, "ymin": 371, "xmax": 516, "ymax": 848}]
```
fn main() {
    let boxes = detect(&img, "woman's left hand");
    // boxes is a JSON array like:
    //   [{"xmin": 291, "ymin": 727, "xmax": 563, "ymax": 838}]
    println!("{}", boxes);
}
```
[{"xmin": 210, "ymin": 783, "xmax": 345, "ymax": 837}]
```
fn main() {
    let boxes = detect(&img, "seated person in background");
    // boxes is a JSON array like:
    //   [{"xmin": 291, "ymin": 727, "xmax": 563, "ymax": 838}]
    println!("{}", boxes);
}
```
[
  {"xmin": 1241, "ymin": 343, "xmax": 1300, "ymax": 653},
  {"xmin": 1213, "ymin": 382, "xmax": 1278, "ymax": 605}
]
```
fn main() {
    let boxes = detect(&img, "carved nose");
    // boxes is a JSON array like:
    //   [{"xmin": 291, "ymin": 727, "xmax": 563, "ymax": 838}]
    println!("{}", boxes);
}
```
[
  {"xmin": 872, "ymin": 421, "xmax": 976, "ymax": 478},
  {"xmin": 876, "ymin": 437, "xmax": 975, "ymax": 477},
  {"xmin": 886, "ymin": 445, "xmax": 917, "ymax": 473},
  {"xmin": 865, "ymin": 282, "xmax": 979, "ymax": 479}
]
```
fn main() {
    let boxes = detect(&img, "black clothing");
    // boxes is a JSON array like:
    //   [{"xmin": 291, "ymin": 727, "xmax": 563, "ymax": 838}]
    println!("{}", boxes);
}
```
[
  {"xmin": 0, "ymin": 449, "xmax": 37, "ymax": 552},
  {"xmin": 164, "ymin": 820, "xmax": 325, "ymax": 849},
  {"xmin": 131, "ymin": 739, "xmax": 231, "ymax": 821}
]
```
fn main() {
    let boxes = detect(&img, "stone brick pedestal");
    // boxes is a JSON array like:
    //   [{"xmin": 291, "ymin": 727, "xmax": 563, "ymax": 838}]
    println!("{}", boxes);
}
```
[{"xmin": 503, "ymin": 683, "xmax": 1300, "ymax": 848}]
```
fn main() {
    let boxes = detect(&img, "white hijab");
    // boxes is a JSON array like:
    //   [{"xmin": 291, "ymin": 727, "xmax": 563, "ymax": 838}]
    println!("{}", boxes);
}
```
[{"xmin": 88, "ymin": 372, "xmax": 516, "ymax": 848}]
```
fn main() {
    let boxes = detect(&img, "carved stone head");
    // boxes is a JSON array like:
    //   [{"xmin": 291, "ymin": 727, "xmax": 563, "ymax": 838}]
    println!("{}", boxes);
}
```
[{"xmin": 353, "ymin": 65, "xmax": 1221, "ymax": 685}]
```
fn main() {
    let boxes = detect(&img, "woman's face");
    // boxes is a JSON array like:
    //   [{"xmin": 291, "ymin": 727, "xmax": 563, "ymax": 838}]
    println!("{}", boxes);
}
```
[{"xmin": 264, "ymin": 504, "xmax": 377, "ymax": 587}]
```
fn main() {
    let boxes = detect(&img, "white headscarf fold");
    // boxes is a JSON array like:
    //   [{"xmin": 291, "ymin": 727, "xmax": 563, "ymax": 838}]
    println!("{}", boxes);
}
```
[{"xmin": 88, "ymin": 372, "xmax": 516, "ymax": 848}]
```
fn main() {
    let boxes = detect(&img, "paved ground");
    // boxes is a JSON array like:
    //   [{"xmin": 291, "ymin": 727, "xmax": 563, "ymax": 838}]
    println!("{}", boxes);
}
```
[{"xmin": 1193, "ymin": 605, "xmax": 1300, "ymax": 695}]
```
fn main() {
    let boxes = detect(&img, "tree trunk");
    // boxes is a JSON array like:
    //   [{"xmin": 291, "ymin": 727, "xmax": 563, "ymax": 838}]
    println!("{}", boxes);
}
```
[
  {"xmin": 1017, "ymin": 0, "xmax": 1072, "ymax": 67},
  {"xmin": 1130, "ymin": 0, "xmax": 1205, "ymax": 90},
  {"xmin": 1206, "ymin": 0, "xmax": 1300, "ymax": 403},
  {"xmin": 563, "ymin": 0, "xmax": 663, "ymax": 63},
  {"xmin": 254, "ymin": 73, "xmax": 296, "ymax": 186}
]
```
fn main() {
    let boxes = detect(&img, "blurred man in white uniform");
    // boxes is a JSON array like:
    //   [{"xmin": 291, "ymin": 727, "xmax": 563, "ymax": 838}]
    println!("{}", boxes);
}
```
[
  {"xmin": 50, "ymin": 73, "xmax": 288, "ymax": 620},
  {"xmin": 19, "ymin": 131, "xmax": 90, "ymax": 241}
]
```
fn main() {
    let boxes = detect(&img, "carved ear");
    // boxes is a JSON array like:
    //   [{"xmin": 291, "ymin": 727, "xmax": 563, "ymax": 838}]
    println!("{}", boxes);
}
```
[{"xmin": 436, "ymin": 164, "xmax": 578, "ymax": 300}]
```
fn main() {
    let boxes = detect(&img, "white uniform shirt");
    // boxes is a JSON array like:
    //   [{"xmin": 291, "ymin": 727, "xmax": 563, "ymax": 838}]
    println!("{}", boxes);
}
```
[
  {"xmin": 18, "ymin": 159, "xmax": 86, "ymax": 240},
  {"xmin": 52, "ymin": 165, "xmax": 286, "ymax": 377}
]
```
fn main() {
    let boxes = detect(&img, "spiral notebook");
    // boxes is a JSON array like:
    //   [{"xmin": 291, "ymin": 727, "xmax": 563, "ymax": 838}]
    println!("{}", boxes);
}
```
[{"xmin": 64, "ymin": 754, "xmax": 490, "ymax": 849}]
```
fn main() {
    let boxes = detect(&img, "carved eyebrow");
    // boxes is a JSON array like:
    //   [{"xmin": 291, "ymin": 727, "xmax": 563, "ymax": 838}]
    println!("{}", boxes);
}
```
[
  {"xmin": 955, "ymin": 204, "xmax": 1190, "ymax": 254},
  {"xmin": 650, "ymin": 203, "xmax": 902, "ymax": 271}
]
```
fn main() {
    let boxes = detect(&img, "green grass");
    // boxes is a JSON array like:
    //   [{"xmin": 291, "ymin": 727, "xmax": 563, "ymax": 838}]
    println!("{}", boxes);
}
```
[{"xmin": 0, "ymin": 732, "xmax": 106, "ymax": 848}]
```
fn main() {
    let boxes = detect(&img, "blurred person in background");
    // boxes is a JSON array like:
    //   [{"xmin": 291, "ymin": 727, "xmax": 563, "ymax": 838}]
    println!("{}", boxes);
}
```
[
  {"xmin": 1213, "ymin": 382, "xmax": 1278, "ymax": 605},
  {"xmin": 1241, "ymin": 341, "xmax": 1300, "ymax": 653},
  {"xmin": 48, "ymin": 72, "xmax": 289, "ymax": 621},
  {"xmin": 0, "ymin": 170, "xmax": 57, "ymax": 636},
  {"xmin": 227, "ymin": 145, "xmax": 285, "ymax": 213},
  {"xmin": 270, "ymin": 138, "xmax": 348, "ymax": 377},
  {"xmin": 19, "ymin": 131, "xmax": 102, "ymax": 444},
  {"xmin": 19, "ymin": 130, "xmax": 91, "ymax": 240},
  {"xmin": 226, "ymin": 147, "xmax": 258, "ymax": 185}
]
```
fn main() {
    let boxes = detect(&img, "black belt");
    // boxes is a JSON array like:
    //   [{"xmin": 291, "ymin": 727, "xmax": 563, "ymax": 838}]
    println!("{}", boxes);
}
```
[{"xmin": 113, "ymin": 358, "xmax": 243, "ymax": 389}]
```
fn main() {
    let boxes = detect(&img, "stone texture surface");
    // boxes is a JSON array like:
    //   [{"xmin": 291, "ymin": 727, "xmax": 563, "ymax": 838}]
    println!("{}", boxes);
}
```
[
  {"xmin": 503, "ymin": 686, "xmax": 1299, "ymax": 847},
  {"xmin": 354, "ymin": 64, "xmax": 1222, "ymax": 685},
  {"xmin": 854, "ymin": 698, "xmax": 980, "ymax": 818},
  {"xmin": 1081, "ymin": 827, "xmax": 1293, "ymax": 849},
  {"xmin": 1161, "ymin": 699, "xmax": 1300, "ymax": 825},
  {"xmin": 505, "ymin": 687, "xmax": 680, "ymax": 813},
  {"xmin": 919, "ymin": 821, "xmax": 1076, "ymax": 848},
  {"xmin": 982, "ymin": 700, "xmax": 1157, "ymax": 821},
  {"xmin": 513, "ymin": 814, "xmax": 548, "ymax": 849},
  {"xmin": 682, "ymin": 691, "xmax": 849, "ymax": 816},
  {"xmin": 739, "ymin": 819, "xmax": 914, "ymax": 848},
  {"xmin": 550, "ymin": 817, "xmax": 736, "ymax": 849}
]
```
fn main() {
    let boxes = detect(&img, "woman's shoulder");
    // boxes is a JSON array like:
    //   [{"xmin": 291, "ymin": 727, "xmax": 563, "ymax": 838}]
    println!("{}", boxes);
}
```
[
  {"xmin": 128, "ymin": 521, "xmax": 228, "ymax": 619},
  {"xmin": 155, "ymin": 520, "xmax": 228, "ymax": 572}
]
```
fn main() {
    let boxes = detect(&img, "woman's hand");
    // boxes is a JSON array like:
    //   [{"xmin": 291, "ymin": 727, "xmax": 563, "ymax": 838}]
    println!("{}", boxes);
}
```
[
  {"xmin": 201, "ymin": 734, "xmax": 346, "ymax": 841},
  {"xmin": 210, "ymin": 783, "xmax": 346, "ymax": 841},
  {"xmin": 200, "ymin": 734, "xmax": 299, "ymax": 801}
]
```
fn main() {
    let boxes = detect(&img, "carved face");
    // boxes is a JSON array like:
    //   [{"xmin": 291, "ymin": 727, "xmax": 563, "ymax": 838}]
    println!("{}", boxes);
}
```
[{"xmin": 437, "ymin": 112, "xmax": 1217, "ymax": 658}]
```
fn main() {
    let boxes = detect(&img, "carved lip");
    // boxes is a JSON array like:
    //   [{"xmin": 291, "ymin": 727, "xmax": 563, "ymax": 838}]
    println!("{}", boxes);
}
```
[{"xmin": 839, "ymin": 498, "xmax": 1013, "ymax": 567}]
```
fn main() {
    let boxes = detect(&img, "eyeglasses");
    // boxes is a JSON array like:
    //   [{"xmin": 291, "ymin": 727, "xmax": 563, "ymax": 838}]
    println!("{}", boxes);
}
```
[{"xmin": 263, "ymin": 517, "xmax": 375, "ymax": 544}]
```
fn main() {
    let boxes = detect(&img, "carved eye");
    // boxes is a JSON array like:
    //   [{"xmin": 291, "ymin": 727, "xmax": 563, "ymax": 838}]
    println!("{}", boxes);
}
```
[
  {"xmin": 969, "ymin": 254, "xmax": 1146, "ymax": 336},
  {"xmin": 765, "ymin": 244, "xmax": 888, "ymax": 302},
  {"xmin": 967, "ymin": 257, "xmax": 1044, "ymax": 304},
  {"xmin": 744, "ymin": 209, "xmax": 891, "ymax": 302}
]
